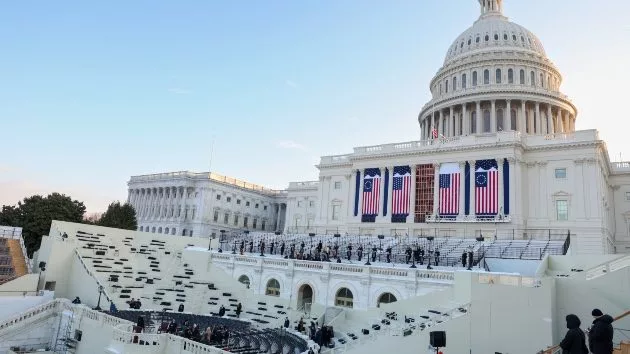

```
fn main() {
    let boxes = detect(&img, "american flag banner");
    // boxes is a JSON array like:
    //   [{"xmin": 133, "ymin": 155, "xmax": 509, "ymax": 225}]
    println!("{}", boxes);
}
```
[
  {"xmin": 475, "ymin": 159, "xmax": 499, "ymax": 215},
  {"xmin": 362, "ymin": 168, "xmax": 381, "ymax": 222},
  {"xmin": 392, "ymin": 166, "xmax": 411, "ymax": 218},
  {"xmin": 439, "ymin": 163, "xmax": 460, "ymax": 215}
]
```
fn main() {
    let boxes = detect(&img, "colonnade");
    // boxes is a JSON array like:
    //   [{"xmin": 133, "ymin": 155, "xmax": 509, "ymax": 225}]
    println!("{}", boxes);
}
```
[
  {"xmin": 419, "ymin": 100, "xmax": 575, "ymax": 140},
  {"xmin": 128, "ymin": 186, "xmax": 196, "ymax": 221}
]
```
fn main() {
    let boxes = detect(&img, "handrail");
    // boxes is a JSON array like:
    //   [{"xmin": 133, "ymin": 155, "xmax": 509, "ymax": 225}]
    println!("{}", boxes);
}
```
[
  {"xmin": 539, "ymin": 310, "xmax": 630, "ymax": 354},
  {"xmin": 74, "ymin": 250, "xmax": 113, "ymax": 304}
]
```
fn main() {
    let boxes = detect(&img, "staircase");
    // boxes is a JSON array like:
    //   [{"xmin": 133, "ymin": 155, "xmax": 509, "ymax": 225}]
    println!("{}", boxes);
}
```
[
  {"xmin": 7, "ymin": 239, "xmax": 28, "ymax": 277},
  {"xmin": 614, "ymin": 341, "xmax": 630, "ymax": 354}
]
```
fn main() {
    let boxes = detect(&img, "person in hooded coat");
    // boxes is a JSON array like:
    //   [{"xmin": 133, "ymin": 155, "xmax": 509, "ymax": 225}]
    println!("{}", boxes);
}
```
[
  {"xmin": 559, "ymin": 314, "xmax": 588, "ymax": 354},
  {"xmin": 589, "ymin": 309, "xmax": 614, "ymax": 354}
]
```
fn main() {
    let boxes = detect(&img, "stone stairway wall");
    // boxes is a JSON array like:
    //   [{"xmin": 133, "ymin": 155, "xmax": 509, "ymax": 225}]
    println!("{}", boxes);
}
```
[{"xmin": 7, "ymin": 239, "xmax": 27, "ymax": 278}]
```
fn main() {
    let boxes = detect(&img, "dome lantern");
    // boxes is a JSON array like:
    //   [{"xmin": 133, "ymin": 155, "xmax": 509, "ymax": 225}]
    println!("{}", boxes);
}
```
[{"xmin": 479, "ymin": 0, "xmax": 503, "ymax": 17}]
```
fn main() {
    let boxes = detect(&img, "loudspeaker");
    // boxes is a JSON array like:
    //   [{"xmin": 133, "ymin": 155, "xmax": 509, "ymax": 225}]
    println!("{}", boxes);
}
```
[
  {"xmin": 430, "ymin": 331, "xmax": 446, "ymax": 347},
  {"xmin": 74, "ymin": 330, "xmax": 82, "ymax": 342}
]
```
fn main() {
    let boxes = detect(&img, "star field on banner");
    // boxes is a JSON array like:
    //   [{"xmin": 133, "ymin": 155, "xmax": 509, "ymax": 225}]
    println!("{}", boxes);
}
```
[
  {"xmin": 362, "ymin": 168, "xmax": 381, "ymax": 222},
  {"xmin": 475, "ymin": 159, "xmax": 499, "ymax": 215},
  {"xmin": 439, "ymin": 163, "xmax": 460, "ymax": 216},
  {"xmin": 391, "ymin": 166, "xmax": 411, "ymax": 223}
]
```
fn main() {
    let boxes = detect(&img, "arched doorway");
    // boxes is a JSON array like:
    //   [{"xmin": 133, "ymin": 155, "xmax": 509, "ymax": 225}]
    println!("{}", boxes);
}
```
[
  {"xmin": 265, "ymin": 279, "xmax": 280, "ymax": 297},
  {"xmin": 335, "ymin": 288, "xmax": 354, "ymax": 308},
  {"xmin": 297, "ymin": 284, "xmax": 314, "ymax": 312},
  {"xmin": 377, "ymin": 292, "xmax": 397, "ymax": 308},
  {"xmin": 238, "ymin": 275, "xmax": 250, "ymax": 288}
]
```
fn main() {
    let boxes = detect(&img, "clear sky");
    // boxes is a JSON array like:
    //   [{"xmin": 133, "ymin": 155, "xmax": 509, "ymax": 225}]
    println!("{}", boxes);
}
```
[{"xmin": 1, "ymin": 0, "xmax": 629, "ymax": 213}]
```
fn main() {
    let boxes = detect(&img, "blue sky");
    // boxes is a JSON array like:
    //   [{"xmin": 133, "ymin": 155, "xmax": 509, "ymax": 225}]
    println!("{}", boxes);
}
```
[{"xmin": 1, "ymin": 0, "xmax": 629, "ymax": 213}]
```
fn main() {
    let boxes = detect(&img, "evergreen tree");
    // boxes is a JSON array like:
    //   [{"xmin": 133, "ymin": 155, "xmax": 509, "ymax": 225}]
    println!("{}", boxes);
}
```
[{"xmin": 98, "ymin": 202, "xmax": 137, "ymax": 231}]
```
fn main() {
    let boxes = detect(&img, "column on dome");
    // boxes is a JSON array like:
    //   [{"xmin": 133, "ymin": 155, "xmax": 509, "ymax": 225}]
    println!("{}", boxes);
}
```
[
  {"xmin": 450, "ymin": 106, "xmax": 456, "ymax": 137},
  {"xmin": 420, "ymin": 121, "xmax": 425, "ymax": 140},
  {"xmin": 556, "ymin": 109, "xmax": 563, "ymax": 133},
  {"xmin": 497, "ymin": 158, "xmax": 504, "ymax": 215},
  {"xmin": 462, "ymin": 103, "xmax": 468, "ymax": 135},
  {"xmin": 429, "ymin": 112, "xmax": 435, "ymax": 138},
  {"xmin": 490, "ymin": 100, "xmax": 497, "ymax": 133},
  {"xmin": 432, "ymin": 164, "xmax": 440, "ymax": 216},
  {"xmin": 547, "ymin": 105, "xmax": 553, "ymax": 134},
  {"xmin": 455, "ymin": 107, "xmax": 461, "ymax": 136},
  {"xmin": 570, "ymin": 114, "xmax": 576, "ymax": 132},
  {"xmin": 520, "ymin": 101, "xmax": 527, "ymax": 134},
  {"xmin": 528, "ymin": 105, "xmax": 535, "ymax": 134},
  {"xmin": 506, "ymin": 100, "xmax": 511, "ymax": 131},
  {"xmin": 408, "ymin": 165, "xmax": 417, "ymax": 224},
  {"xmin": 468, "ymin": 160, "xmax": 476, "ymax": 219},
  {"xmin": 476, "ymin": 101, "xmax": 482, "ymax": 135},
  {"xmin": 458, "ymin": 161, "xmax": 466, "ymax": 218},
  {"xmin": 536, "ymin": 102, "xmax": 543, "ymax": 134}
]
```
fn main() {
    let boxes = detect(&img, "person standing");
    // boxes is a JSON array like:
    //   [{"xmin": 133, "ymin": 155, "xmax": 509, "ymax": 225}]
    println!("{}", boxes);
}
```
[
  {"xmin": 559, "ymin": 314, "xmax": 588, "ymax": 354},
  {"xmin": 588, "ymin": 309, "xmax": 614, "ymax": 354},
  {"xmin": 461, "ymin": 251, "xmax": 467, "ymax": 267}
]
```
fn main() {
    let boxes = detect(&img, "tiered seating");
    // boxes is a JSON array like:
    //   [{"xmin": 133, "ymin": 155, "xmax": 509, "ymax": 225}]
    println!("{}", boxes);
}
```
[{"xmin": 0, "ymin": 238, "xmax": 15, "ymax": 283}]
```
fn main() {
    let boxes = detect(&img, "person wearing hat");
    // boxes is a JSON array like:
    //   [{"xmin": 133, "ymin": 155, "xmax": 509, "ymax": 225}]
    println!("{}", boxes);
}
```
[
  {"xmin": 559, "ymin": 314, "xmax": 588, "ymax": 354},
  {"xmin": 588, "ymin": 308, "xmax": 614, "ymax": 354}
]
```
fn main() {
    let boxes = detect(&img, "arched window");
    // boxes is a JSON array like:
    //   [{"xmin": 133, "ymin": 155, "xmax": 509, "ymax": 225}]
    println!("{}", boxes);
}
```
[
  {"xmin": 453, "ymin": 77, "xmax": 457, "ymax": 91},
  {"xmin": 459, "ymin": 116, "xmax": 463, "ymax": 135},
  {"xmin": 182, "ymin": 228, "xmax": 187, "ymax": 236},
  {"xmin": 471, "ymin": 111, "xmax": 477, "ymax": 133},
  {"xmin": 445, "ymin": 80, "xmax": 449, "ymax": 93},
  {"xmin": 266, "ymin": 279, "xmax": 280, "ymax": 296},
  {"xmin": 511, "ymin": 109, "xmax": 517, "ymax": 130},
  {"xmin": 439, "ymin": 83, "xmax": 442, "ymax": 94},
  {"xmin": 238, "ymin": 275, "xmax": 250, "ymax": 287},
  {"xmin": 484, "ymin": 70, "xmax": 490, "ymax": 84},
  {"xmin": 508, "ymin": 69, "xmax": 514, "ymax": 84},
  {"xmin": 530, "ymin": 71, "xmax": 536, "ymax": 86},
  {"xmin": 540, "ymin": 73, "xmax": 544, "ymax": 87},
  {"xmin": 483, "ymin": 110, "xmax": 491, "ymax": 133},
  {"xmin": 495, "ymin": 69, "xmax": 502, "ymax": 84},
  {"xmin": 476, "ymin": 36, "xmax": 480, "ymax": 43},
  {"xmin": 472, "ymin": 71, "xmax": 478, "ymax": 86},
  {"xmin": 462, "ymin": 73, "xmax": 467, "ymax": 89},
  {"xmin": 520, "ymin": 70, "xmax": 525, "ymax": 84},
  {"xmin": 335, "ymin": 288, "xmax": 354, "ymax": 308},
  {"xmin": 139, "ymin": 226, "xmax": 143, "ymax": 231},
  {"xmin": 494, "ymin": 33, "xmax": 499, "ymax": 41},
  {"xmin": 377, "ymin": 293, "xmax": 398, "ymax": 307},
  {"xmin": 503, "ymin": 33, "xmax": 508, "ymax": 40},
  {"xmin": 158, "ymin": 227, "xmax": 162, "ymax": 234},
  {"xmin": 547, "ymin": 75, "xmax": 550, "ymax": 89},
  {"xmin": 496, "ymin": 109, "xmax": 504, "ymax": 131},
  {"xmin": 171, "ymin": 228, "xmax": 176, "ymax": 235},
  {"xmin": 151, "ymin": 227, "xmax": 156, "ymax": 233},
  {"xmin": 485, "ymin": 35, "xmax": 489, "ymax": 42},
  {"xmin": 165, "ymin": 227, "xmax": 169, "ymax": 234}
]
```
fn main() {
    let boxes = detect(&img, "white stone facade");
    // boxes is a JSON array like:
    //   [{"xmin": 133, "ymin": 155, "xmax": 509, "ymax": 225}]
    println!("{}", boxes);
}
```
[{"xmin": 127, "ymin": 172, "xmax": 287, "ymax": 239}]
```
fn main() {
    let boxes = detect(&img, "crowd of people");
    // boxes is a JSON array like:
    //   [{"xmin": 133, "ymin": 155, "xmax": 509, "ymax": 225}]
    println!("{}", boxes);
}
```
[
  {"xmin": 156, "ymin": 319, "xmax": 233, "ymax": 345},
  {"xmin": 231, "ymin": 237, "xmax": 476, "ymax": 269},
  {"xmin": 559, "ymin": 308, "xmax": 614, "ymax": 354},
  {"xmin": 285, "ymin": 317, "xmax": 333, "ymax": 352}
]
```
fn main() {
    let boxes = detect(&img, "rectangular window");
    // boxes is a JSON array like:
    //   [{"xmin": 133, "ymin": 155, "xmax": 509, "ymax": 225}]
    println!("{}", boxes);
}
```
[
  {"xmin": 555, "ymin": 168, "xmax": 567, "ymax": 179},
  {"xmin": 224, "ymin": 213, "xmax": 229, "ymax": 224},
  {"xmin": 332, "ymin": 205, "xmax": 340, "ymax": 220},
  {"xmin": 213, "ymin": 211, "xmax": 219, "ymax": 222},
  {"xmin": 189, "ymin": 230, "xmax": 193, "ymax": 237},
  {"xmin": 227, "ymin": 197, "xmax": 231, "ymax": 203},
  {"xmin": 253, "ymin": 219, "xmax": 258, "ymax": 229},
  {"xmin": 264, "ymin": 205, "xmax": 268, "ymax": 211},
  {"xmin": 255, "ymin": 203, "xmax": 259, "ymax": 209},
  {"xmin": 297, "ymin": 201, "xmax": 302, "ymax": 207},
  {"xmin": 246, "ymin": 201, "xmax": 250, "ymax": 207},
  {"xmin": 234, "ymin": 215, "xmax": 239, "ymax": 225},
  {"xmin": 243, "ymin": 217, "xmax": 248, "ymax": 228},
  {"xmin": 334, "ymin": 181, "xmax": 342, "ymax": 189},
  {"xmin": 556, "ymin": 200, "xmax": 568, "ymax": 221},
  {"xmin": 216, "ymin": 194, "xmax": 221, "ymax": 200},
  {"xmin": 309, "ymin": 201, "xmax": 315, "ymax": 207},
  {"xmin": 625, "ymin": 192, "xmax": 630, "ymax": 201},
  {"xmin": 237, "ymin": 199, "xmax": 241, "ymax": 205},
  {"xmin": 261, "ymin": 220, "xmax": 266, "ymax": 230}
]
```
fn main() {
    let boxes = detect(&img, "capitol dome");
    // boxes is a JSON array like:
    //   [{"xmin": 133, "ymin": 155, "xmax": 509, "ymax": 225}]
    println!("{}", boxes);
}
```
[{"xmin": 418, "ymin": 0, "xmax": 577, "ymax": 140}]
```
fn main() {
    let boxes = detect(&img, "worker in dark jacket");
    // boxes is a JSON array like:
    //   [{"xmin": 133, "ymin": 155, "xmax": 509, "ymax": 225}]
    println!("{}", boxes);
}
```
[
  {"xmin": 588, "ymin": 309, "xmax": 614, "ymax": 354},
  {"xmin": 559, "ymin": 314, "xmax": 588, "ymax": 354}
]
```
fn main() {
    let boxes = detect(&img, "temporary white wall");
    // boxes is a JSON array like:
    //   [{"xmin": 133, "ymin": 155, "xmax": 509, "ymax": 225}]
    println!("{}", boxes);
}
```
[{"xmin": 0, "ymin": 293, "xmax": 53, "ymax": 320}]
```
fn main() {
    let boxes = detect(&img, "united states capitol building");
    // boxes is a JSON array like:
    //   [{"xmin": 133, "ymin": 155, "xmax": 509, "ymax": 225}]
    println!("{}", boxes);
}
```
[
  {"xmin": 1, "ymin": 2, "xmax": 629, "ymax": 354},
  {"xmin": 128, "ymin": 0, "xmax": 629, "ymax": 256}
]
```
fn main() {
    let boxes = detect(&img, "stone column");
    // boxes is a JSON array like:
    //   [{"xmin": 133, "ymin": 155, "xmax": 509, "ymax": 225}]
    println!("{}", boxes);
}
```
[
  {"xmin": 408, "ymin": 165, "xmax": 417, "ymax": 224},
  {"xmin": 547, "ymin": 104, "xmax": 553, "ymax": 134},
  {"xmin": 570, "ymin": 114, "xmax": 576, "ymax": 132},
  {"xmin": 506, "ymin": 100, "xmax": 512, "ymax": 131},
  {"xmin": 455, "ymin": 108, "xmax": 460, "ymax": 136},
  {"xmin": 462, "ymin": 103, "xmax": 468, "ymax": 135},
  {"xmin": 556, "ymin": 109, "xmax": 563, "ymax": 133},
  {"xmin": 536, "ymin": 102, "xmax": 543, "ymax": 134},
  {"xmin": 450, "ymin": 107, "xmax": 455, "ymax": 137},
  {"xmin": 507, "ymin": 158, "xmax": 517, "ymax": 219},
  {"xmin": 433, "ymin": 164, "xmax": 440, "ymax": 216},
  {"xmin": 348, "ymin": 169, "xmax": 356, "ymax": 219},
  {"xmin": 429, "ymin": 113, "xmax": 435, "ymax": 138},
  {"xmin": 497, "ymin": 158, "xmax": 504, "ymax": 216},
  {"xmin": 469, "ymin": 160, "xmax": 477, "ymax": 219},
  {"xmin": 491, "ymin": 100, "xmax": 497, "ymax": 133},
  {"xmin": 386, "ymin": 166, "xmax": 394, "ymax": 219},
  {"xmin": 476, "ymin": 101, "xmax": 481, "ymax": 134},
  {"xmin": 357, "ymin": 169, "xmax": 364, "ymax": 222},
  {"xmin": 458, "ymin": 161, "xmax": 466, "ymax": 219},
  {"xmin": 378, "ymin": 168, "xmax": 385, "ymax": 217},
  {"xmin": 520, "ymin": 101, "xmax": 527, "ymax": 133}
]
